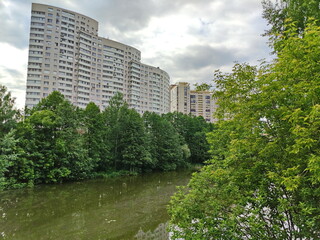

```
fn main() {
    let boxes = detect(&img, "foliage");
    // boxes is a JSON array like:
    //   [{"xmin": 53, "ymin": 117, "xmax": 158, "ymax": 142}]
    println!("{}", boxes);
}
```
[
  {"xmin": 83, "ymin": 102, "xmax": 109, "ymax": 172},
  {"xmin": 144, "ymin": 112, "xmax": 188, "ymax": 171},
  {"xmin": 164, "ymin": 112, "xmax": 212, "ymax": 164},
  {"xmin": 103, "ymin": 92, "xmax": 152, "ymax": 172},
  {"xmin": 1, "ymin": 90, "xmax": 212, "ymax": 190},
  {"xmin": 262, "ymin": 0, "xmax": 320, "ymax": 50},
  {"xmin": 168, "ymin": 22, "xmax": 320, "ymax": 239},
  {"xmin": 194, "ymin": 83, "xmax": 213, "ymax": 91},
  {"xmin": 0, "ymin": 85, "xmax": 20, "ymax": 138},
  {"xmin": 17, "ymin": 92, "xmax": 93, "ymax": 184}
]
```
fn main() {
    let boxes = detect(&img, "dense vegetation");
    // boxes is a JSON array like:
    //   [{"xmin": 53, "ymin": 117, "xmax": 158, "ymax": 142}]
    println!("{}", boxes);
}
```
[
  {"xmin": 168, "ymin": 0, "xmax": 320, "ymax": 239},
  {"xmin": 0, "ymin": 89, "xmax": 212, "ymax": 190}
]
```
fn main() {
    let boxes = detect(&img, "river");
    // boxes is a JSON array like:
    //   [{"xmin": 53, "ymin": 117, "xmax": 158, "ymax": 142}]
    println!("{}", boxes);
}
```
[{"xmin": 0, "ymin": 170, "xmax": 193, "ymax": 240}]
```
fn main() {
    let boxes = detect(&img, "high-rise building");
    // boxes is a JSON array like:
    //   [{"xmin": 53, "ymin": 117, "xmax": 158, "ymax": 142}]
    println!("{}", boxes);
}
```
[
  {"xmin": 170, "ymin": 82, "xmax": 217, "ymax": 122},
  {"xmin": 169, "ymin": 82, "xmax": 190, "ymax": 114},
  {"xmin": 26, "ymin": 3, "xmax": 170, "ymax": 114}
]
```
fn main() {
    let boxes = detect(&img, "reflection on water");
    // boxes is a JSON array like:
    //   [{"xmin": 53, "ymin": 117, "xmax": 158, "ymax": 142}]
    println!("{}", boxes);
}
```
[
  {"xmin": 135, "ymin": 222, "xmax": 168, "ymax": 240},
  {"xmin": 0, "ymin": 170, "xmax": 192, "ymax": 240}
]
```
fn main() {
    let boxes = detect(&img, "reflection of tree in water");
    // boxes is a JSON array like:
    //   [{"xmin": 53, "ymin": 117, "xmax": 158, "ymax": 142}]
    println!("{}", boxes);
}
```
[{"xmin": 135, "ymin": 222, "xmax": 169, "ymax": 240}]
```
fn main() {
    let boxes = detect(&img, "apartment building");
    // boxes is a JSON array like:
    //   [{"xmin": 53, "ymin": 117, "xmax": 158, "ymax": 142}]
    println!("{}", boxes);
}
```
[
  {"xmin": 170, "ymin": 82, "xmax": 217, "ymax": 122},
  {"xmin": 190, "ymin": 90, "xmax": 217, "ymax": 122},
  {"xmin": 169, "ymin": 82, "xmax": 190, "ymax": 114},
  {"xmin": 26, "ymin": 3, "xmax": 170, "ymax": 114}
]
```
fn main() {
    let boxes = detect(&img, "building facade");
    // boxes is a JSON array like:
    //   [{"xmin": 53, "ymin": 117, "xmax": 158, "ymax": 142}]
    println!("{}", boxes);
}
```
[
  {"xmin": 169, "ymin": 82, "xmax": 190, "ymax": 114},
  {"xmin": 170, "ymin": 82, "xmax": 217, "ymax": 122},
  {"xmin": 190, "ymin": 90, "xmax": 217, "ymax": 122},
  {"xmin": 26, "ymin": 3, "xmax": 170, "ymax": 114}
]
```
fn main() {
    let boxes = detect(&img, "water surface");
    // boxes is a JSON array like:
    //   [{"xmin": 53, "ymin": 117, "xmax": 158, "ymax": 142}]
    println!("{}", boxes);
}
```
[{"xmin": 0, "ymin": 170, "xmax": 192, "ymax": 240}]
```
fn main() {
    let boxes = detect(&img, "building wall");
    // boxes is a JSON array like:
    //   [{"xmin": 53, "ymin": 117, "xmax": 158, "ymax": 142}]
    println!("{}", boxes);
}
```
[
  {"xmin": 26, "ymin": 3, "xmax": 170, "ymax": 114},
  {"xmin": 169, "ymin": 82, "xmax": 190, "ymax": 114},
  {"xmin": 190, "ymin": 90, "xmax": 217, "ymax": 122},
  {"xmin": 169, "ymin": 82, "xmax": 217, "ymax": 122}
]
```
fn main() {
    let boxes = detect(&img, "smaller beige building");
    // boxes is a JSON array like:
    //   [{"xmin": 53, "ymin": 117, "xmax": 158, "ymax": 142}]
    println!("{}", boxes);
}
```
[
  {"xmin": 190, "ymin": 90, "xmax": 217, "ymax": 122},
  {"xmin": 170, "ymin": 82, "xmax": 217, "ymax": 122}
]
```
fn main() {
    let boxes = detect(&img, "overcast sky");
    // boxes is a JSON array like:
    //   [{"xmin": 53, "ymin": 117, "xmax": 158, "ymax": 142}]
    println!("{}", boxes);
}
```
[{"xmin": 0, "ymin": 0, "xmax": 272, "ymax": 109}]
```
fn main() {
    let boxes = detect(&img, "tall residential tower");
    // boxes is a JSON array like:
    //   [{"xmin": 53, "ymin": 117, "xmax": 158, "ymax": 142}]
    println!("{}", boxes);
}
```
[
  {"xmin": 169, "ymin": 82, "xmax": 190, "ymax": 114},
  {"xmin": 26, "ymin": 3, "xmax": 170, "ymax": 114}
]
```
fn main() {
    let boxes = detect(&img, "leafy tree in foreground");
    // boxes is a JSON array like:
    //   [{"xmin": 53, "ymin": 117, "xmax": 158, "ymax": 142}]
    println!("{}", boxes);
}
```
[
  {"xmin": 168, "ymin": 22, "xmax": 320, "ymax": 239},
  {"xmin": 262, "ymin": 0, "xmax": 320, "ymax": 50}
]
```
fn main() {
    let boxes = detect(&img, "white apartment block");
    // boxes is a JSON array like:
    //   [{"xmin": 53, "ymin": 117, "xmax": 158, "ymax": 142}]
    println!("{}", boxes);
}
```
[
  {"xmin": 169, "ymin": 82, "xmax": 190, "ymax": 114},
  {"xmin": 170, "ymin": 82, "xmax": 217, "ymax": 122},
  {"xmin": 26, "ymin": 3, "xmax": 170, "ymax": 114}
]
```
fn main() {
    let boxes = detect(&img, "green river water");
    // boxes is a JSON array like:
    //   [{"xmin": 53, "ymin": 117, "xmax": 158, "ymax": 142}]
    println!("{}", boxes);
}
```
[{"xmin": 0, "ymin": 170, "xmax": 193, "ymax": 240}]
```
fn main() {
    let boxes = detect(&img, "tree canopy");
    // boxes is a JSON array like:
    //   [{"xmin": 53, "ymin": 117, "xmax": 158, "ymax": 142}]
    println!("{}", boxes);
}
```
[
  {"xmin": 168, "ymin": 20, "xmax": 320, "ymax": 239},
  {"xmin": 0, "ymin": 90, "xmax": 212, "ymax": 190}
]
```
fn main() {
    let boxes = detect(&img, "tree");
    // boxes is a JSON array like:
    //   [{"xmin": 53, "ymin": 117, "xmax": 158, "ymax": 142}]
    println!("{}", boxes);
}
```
[
  {"xmin": 82, "ymin": 102, "xmax": 109, "ymax": 171},
  {"xmin": 194, "ymin": 83, "xmax": 213, "ymax": 91},
  {"xmin": 164, "ymin": 112, "xmax": 212, "ymax": 164},
  {"xmin": 19, "ymin": 92, "xmax": 93, "ymax": 183},
  {"xmin": 0, "ymin": 85, "xmax": 20, "ymax": 137},
  {"xmin": 144, "ymin": 112, "xmax": 188, "ymax": 171},
  {"xmin": 104, "ymin": 93, "xmax": 151, "ymax": 172},
  {"xmin": 262, "ymin": 0, "xmax": 320, "ymax": 50},
  {"xmin": 117, "ymin": 109, "xmax": 152, "ymax": 172},
  {"xmin": 168, "ymin": 22, "xmax": 320, "ymax": 239}
]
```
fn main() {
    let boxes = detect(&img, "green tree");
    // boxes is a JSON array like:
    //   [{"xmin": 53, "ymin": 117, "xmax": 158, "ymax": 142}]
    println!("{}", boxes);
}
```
[
  {"xmin": 104, "ymin": 93, "xmax": 151, "ymax": 172},
  {"xmin": 194, "ymin": 83, "xmax": 213, "ymax": 91},
  {"xmin": 144, "ymin": 112, "xmax": 189, "ymax": 171},
  {"xmin": 168, "ymin": 22, "xmax": 320, "ymax": 239},
  {"xmin": 117, "ymin": 108, "xmax": 152, "ymax": 172},
  {"xmin": 0, "ymin": 85, "xmax": 20, "ymax": 137},
  {"xmin": 82, "ymin": 102, "xmax": 109, "ymax": 171},
  {"xmin": 164, "ymin": 112, "xmax": 212, "ymax": 164},
  {"xmin": 1, "ymin": 130, "xmax": 33, "ymax": 189},
  {"xmin": 262, "ymin": 0, "xmax": 320, "ymax": 50},
  {"xmin": 19, "ymin": 92, "xmax": 93, "ymax": 183}
]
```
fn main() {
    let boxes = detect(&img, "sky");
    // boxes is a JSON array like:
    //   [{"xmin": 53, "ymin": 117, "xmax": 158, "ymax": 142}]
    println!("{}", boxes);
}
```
[{"xmin": 0, "ymin": 0, "xmax": 273, "ymax": 109}]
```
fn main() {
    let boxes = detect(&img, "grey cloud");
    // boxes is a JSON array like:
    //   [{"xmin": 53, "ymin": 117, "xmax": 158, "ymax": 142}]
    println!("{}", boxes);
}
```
[
  {"xmin": 0, "ymin": 1, "xmax": 31, "ymax": 49},
  {"xmin": 144, "ymin": 46, "xmax": 235, "ymax": 86},
  {"xmin": 0, "ymin": 67, "xmax": 26, "ymax": 90},
  {"xmin": 5, "ymin": 68, "xmax": 24, "ymax": 79},
  {"xmin": 174, "ymin": 45, "xmax": 236, "ymax": 70},
  {"xmin": 1, "ymin": 0, "xmax": 267, "ymax": 49}
]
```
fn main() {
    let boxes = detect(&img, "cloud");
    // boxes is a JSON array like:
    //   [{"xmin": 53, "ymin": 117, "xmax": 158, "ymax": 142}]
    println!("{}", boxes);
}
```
[
  {"xmin": 0, "ymin": 0, "xmax": 31, "ymax": 49},
  {"xmin": 174, "ymin": 45, "xmax": 236, "ymax": 70}
]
